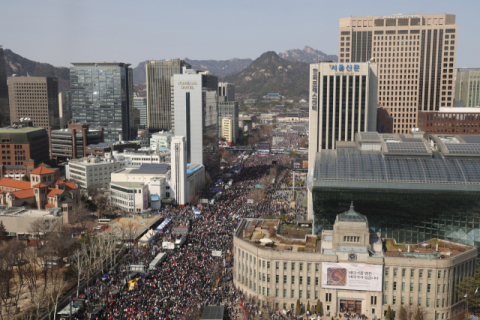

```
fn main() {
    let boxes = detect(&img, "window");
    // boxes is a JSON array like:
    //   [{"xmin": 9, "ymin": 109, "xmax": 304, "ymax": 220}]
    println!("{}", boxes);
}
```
[
  {"xmin": 276, "ymin": 275, "xmax": 279, "ymax": 283},
  {"xmin": 393, "ymin": 296, "xmax": 397, "ymax": 305},
  {"xmin": 299, "ymin": 276, "xmax": 303, "ymax": 285},
  {"xmin": 307, "ymin": 277, "xmax": 311, "ymax": 285},
  {"xmin": 326, "ymin": 293, "xmax": 332, "ymax": 302},
  {"xmin": 427, "ymin": 284, "xmax": 431, "ymax": 293},
  {"xmin": 299, "ymin": 290, "xmax": 303, "ymax": 299},
  {"xmin": 419, "ymin": 270, "xmax": 423, "ymax": 278},
  {"xmin": 371, "ymin": 296, "xmax": 377, "ymax": 305},
  {"xmin": 393, "ymin": 282, "xmax": 397, "ymax": 291},
  {"xmin": 316, "ymin": 291, "xmax": 319, "ymax": 299},
  {"xmin": 284, "ymin": 275, "xmax": 287, "ymax": 284},
  {"xmin": 267, "ymin": 262, "xmax": 270, "ymax": 269},
  {"xmin": 291, "ymin": 263, "xmax": 295, "ymax": 271},
  {"xmin": 402, "ymin": 269, "xmax": 406, "ymax": 277},
  {"xmin": 276, "ymin": 289, "xmax": 279, "ymax": 297},
  {"xmin": 291, "ymin": 276, "xmax": 295, "ymax": 284},
  {"xmin": 402, "ymin": 282, "xmax": 405, "ymax": 291},
  {"xmin": 411, "ymin": 269, "xmax": 414, "ymax": 277},
  {"xmin": 438, "ymin": 271, "xmax": 441, "ymax": 279},
  {"xmin": 283, "ymin": 289, "xmax": 286, "ymax": 298},
  {"xmin": 276, "ymin": 262, "xmax": 279, "ymax": 270},
  {"xmin": 307, "ymin": 263, "xmax": 311, "ymax": 271},
  {"xmin": 385, "ymin": 281, "xmax": 389, "ymax": 290},
  {"xmin": 316, "ymin": 277, "xmax": 319, "ymax": 286},
  {"xmin": 437, "ymin": 299, "xmax": 440, "ymax": 308},
  {"xmin": 401, "ymin": 297, "xmax": 405, "ymax": 305},
  {"xmin": 419, "ymin": 283, "xmax": 423, "ymax": 292},
  {"xmin": 262, "ymin": 261, "xmax": 265, "ymax": 268},
  {"xmin": 428, "ymin": 270, "xmax": 432, "ymax": 278},
  {"xmin": 385, "ymin": 268, "xmax": 389, "ymax": 276},
  {"xmin": 315, "ymin": 264, "xmax": 319, "ymax": 272},
  {"xmin": 418, "ymin": 298, "xmax": 422, "ymax": 306},
  {"xmin": 300, "ymin": 263, "xmax": 303, "ymax": 271},
  {"xmin": 284, "ymin": 262, "xmax": 287, "ymax": 270},
  {"xmin": 427, "ymin": 298, "xmax": 430, "ymax": 307},
  {"xmin": 267, "ymin": 274, "xmax": 270, "ymax": 283},
  {"xmin": 394, "ymin": 268, "xmax": 398, "ymax": 276},
  {"xmin": 291, "ymin": 290, "xmax": 294, "ymax": 298},
  {"xmin": 384, "ymin": 296, "xmax": 388, "ymax": 304}
]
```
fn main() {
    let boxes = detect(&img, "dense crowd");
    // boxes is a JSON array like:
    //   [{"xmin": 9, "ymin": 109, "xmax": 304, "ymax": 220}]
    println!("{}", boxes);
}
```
[
  {"xmin": 272, "ymin": 132, "xmax": 305, "ymax": 149},
  {"xmin": 77, "ymin": 153, "xmax": 290, "ymax": 320}
]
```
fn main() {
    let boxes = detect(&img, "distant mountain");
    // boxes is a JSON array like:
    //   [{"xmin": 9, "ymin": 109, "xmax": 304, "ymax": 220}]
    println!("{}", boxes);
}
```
[
  {"xmin": 223, "ymin": 51, "xmax": 309, "ymax": 99},
  {"xmin": 3, "ymin": 49, "xmax": 71, "ymax": 92},
  {"xmin": 185, "ymin": 58, "xmax": 253, "ymax": 78},
  {"xmin": 279, "ymin": 46, "xmax": 338, "ymax": 64},
  {"xmin": 132, "ymin": 58, "xmax": 253, "ymax": 84}
]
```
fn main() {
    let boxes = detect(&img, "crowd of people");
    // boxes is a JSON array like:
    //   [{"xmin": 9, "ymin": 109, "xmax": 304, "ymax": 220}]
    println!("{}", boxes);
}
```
[
  {"xmin": 272, "ymin": 131, "xmax": 306, "ymax": 149},
  {"xmin": 75, "ymin": 152, "xmax": 293, "ymax": 319}
]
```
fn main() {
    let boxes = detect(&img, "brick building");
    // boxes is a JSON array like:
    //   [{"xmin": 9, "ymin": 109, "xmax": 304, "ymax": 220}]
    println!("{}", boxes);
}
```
[
  {"xmin": 417, "ymin": 107, "xmax": 480, "ymax": 136},
  {"xmin": 0, "ymin": 125, "xmax": 49, "ymax": 167}
]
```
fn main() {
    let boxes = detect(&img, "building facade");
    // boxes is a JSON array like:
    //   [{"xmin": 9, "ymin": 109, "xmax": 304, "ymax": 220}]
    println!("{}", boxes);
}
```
[
  {"xmin": 222, "ymin": 118, "xmax": 234, "ymax": 144},
  {"xmin": 150, "ymin": 131, "xmax": 174, "ymax": 150},
  {"xmin": 70, "ymin": 62, "xmax": 133, "ymax": 142},
  {"xmin": 455, "ymin": 69, "xmax": 480, "ymax": 108},
  {"xmin": 233, "ymin": 213, "xmax": 476, "ymax": 319},
  {"xmin": 172, "ymin": 69, "xmax": 219, "ymax": 168},
  {"xmin": 417, "ymin": 107, "xmax": 480, "ymax": 136},
  {"xmin": 49, "ymin": 123, "xmax": 104, "ymax": 162},
  {"xmin": 218, "ymin": 101, "xmax": 239, "ymax": 143},
  {"xmin": 65, "ymin": 155, "xmax": 120, "ymax": 189},
  {"xmin": 0, "ymin": 46, "xmax": 9, "ymax": 127},
  {"xmin": 308, "ymin": 62, "xmax": 378, "ymax": 165},
  {"xmin": 218, "ymin": 82, "xmax": 235, "ymax": 102},
  {"xmin": 0, "ymin": 125, "xmax": 49, "ymax": 166},
  {"xmin": 58, "ymin": 91, "xmax": 71, "ymax": 129},
  {"xmin": 339, "ymin": 14, "xmax": 458, "ymax": 134},
  {"xmin": 308, "ymin": 131, "xmax": 480, "ymax": 254},
  {"xmin": 7, "ymin": 77, "xmax": 60, "ymax": 129},
  {"xmin": 145, "ymin": 59, "xmax": 191, "ymax": 131},
  {"xmin": 133, "ymin": 92, "xmax": 148, "ymax": 128}
]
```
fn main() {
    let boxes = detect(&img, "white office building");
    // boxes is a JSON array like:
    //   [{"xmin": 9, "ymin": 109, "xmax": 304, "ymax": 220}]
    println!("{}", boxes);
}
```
[
  {"xmin": 150, "ymin": 131, "xmax": 174, "ymax": 150},
  {"xmin": 172, "ymin": 68, "xmax": 218, "ymax": 167},
  {"xmin": 308, "ymin": 62, "xmax": 378, "ymax": 164},
  {"xmin": 66, "ymin": 155, "xmax": 120, "ymax": 189}
]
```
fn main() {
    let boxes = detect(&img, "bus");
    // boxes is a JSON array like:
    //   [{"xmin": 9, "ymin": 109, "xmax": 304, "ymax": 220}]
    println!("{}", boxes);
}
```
[{"xmin": 97, "ymin": 219, "xmax": 111, "ymax": 225}]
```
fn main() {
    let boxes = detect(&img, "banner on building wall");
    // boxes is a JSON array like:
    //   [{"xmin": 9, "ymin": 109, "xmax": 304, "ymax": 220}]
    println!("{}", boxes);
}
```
[{"xmin": 321, "ymin": 262, "xmax": 383, "ymax": 292}]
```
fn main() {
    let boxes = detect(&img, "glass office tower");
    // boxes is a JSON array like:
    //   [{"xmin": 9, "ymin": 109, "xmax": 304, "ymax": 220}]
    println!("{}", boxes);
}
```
[
  {"xmin": 309, "ymin": 131, "xmax": 480, "ymax": 253},
  {"xmin": 70, "ymin": 63, "xmax": 133, "ymax": 142},
  {"xmin": 0, "ymin": 46, "xmax": 9, "ymax": 127}
]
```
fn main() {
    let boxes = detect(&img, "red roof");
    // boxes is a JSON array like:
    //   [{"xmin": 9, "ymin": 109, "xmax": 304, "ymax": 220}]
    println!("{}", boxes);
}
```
[
  {"xmin": 54, "ymin": 180, "xmax": 65, "ymax": 185},
  {"xmin": 65, "ymin": 182, "xmax": 77, "ymax": 190},
  {"xmin": 32, "ymin": 183, "xmax": 48, "ymax": 188},
  {"xmin": 0, "ymin": 178, "xmax": 32, "ymax": 190},
  {"xmin": 44, "ymin": 204, "xmax": 56, "ymax": 208},
  {"xmin": 47, "ymin": 188, "xmax": 63, "ymax": 197},
  {"xmin": 12, "ymin": 189, "xmax": 34, "ymax": 199},
  {"xmin": 30, "ymin": 166, "xmax": 54, "ymax": 175}
]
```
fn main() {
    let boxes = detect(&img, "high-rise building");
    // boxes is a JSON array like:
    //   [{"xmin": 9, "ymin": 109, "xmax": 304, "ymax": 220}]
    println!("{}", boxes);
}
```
[
  {"xmin": 172, "ymin": 68, "xmax": 218, "ymax": 169},
  {"xmin": 218, "ymin": 82, "xmax": 235, "ymax": 102},
  {"xmin": 221, "ymin": 118, "xmax": 234, "ymax": 145},
  {"xmin": 339, "ymin": 14, "xmax": 458, "ymax": 134},
  {"xmin": 133, "ymin": 92, "xmax": 147, "ymax": 128},
  {"xmin": 171, "ymin": 136, "xmax": 187, "ymax": 205},
  {"xmin": 455, "ymin": 68, "xmax": 480, "ymax": 108},
  {"xmin": 0, "ymin": 46, "xmax": 8, "ymax": 127},
  {"xmin": 145, "ymin": 59, "xmax": 191, "ymax": 131},
  {"xmin": 218, "ymin": 101, "xmax": 239, "ymax": 143},
  {"xmin": 70, "ymin": 62, "xmax": 133, "ymax": 142},
  {"xmin": 7, "ymin": 77, "xmax": 60, "ymax": 129},
  {"xmin": 308, "ymin": 62, "xmax": 378, "ymax": 164},
  {"xmin": 58, "ymin": 91, "xmax": 71, "ymax": 129}
]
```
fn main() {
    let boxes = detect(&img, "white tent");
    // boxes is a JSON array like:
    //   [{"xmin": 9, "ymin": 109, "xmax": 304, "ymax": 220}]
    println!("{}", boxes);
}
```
[
  {"xmin": 139, "ymin": 229, "xmax": 156, "ymax": 243},
  {"xmin": 259, "ymin": 238, "xmax": 273, "ymax": 243}
]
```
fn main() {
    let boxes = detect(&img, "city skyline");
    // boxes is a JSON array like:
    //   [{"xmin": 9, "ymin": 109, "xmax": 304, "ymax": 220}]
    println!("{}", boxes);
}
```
[{"xmin": 0, "ymin": 0, "xmax": 479, "ymax": 69}]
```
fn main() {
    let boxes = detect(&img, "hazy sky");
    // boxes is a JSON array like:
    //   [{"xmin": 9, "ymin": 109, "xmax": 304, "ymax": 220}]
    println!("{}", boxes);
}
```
[{"xmin": 1, "ymin": 0, "xmax": 478, "ymax": 68}]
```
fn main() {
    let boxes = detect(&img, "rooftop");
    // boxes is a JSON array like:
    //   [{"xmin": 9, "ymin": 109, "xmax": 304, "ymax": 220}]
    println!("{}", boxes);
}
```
[
  {"xmin": 30, "ymin": 166, "xmax": 55, "ymax": 175},
  {"xmin": 0, "ymin": 206, "xmax": 61, "ymax": 218},
  {"xmin": 0, "ymin": 126, "xmax": 47, "ymax": 144},
  {"xmin": 129, "ymin": 163, "xmax": 170, "ymax": 175},
  {"xmin": 111, "ymin": 181, "xmax": 145, "ymax": 188},
  {"xmin": 384, "ymin": 238, "xmax": 474, "ymax": 259}
]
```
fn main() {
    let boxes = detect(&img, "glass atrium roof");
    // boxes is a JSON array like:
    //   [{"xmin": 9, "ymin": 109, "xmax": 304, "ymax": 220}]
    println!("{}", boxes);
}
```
[{"xmin": 337, "ymin": 202, "xmax": 368, "ymax": 223}]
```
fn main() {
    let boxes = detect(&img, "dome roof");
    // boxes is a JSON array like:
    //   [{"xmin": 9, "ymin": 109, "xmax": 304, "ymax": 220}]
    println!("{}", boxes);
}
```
[{"xmin": 337, "ymin": 202, "xmax": 367, "ymax": 223}]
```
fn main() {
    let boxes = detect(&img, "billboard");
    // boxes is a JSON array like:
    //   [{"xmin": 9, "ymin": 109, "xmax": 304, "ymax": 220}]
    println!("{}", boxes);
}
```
[
  {"xmin": 321, "ymin": 262, "xmax": 382, "ymax": 292},
  {"xmin": 143, "ymin": 185, "xmax": 149, "ymax": 210}
]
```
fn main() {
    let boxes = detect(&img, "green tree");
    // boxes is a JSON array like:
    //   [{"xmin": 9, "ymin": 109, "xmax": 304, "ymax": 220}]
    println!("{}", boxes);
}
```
[
  {"xmin": 296, "ymin": 299, "xmax": 301, "ymax": 315},
  {"xmin": 21, "ymin": 174, "xmax": 30, "ymax": 181},
  {"xmin": 456, "ymin": 267, "xmax": 480, "ymax": 314},
  {"xmin": 0, "ymin": 221, "xmax": 7, "ymax": 243},
  {"xmin": 414, "ymin": 308, "xmax": 424, "ymax": 320},
  {"xmin": 398, "ymin": 306, "xmax": 407, "ymax": 320},
  {"xmin": 306, "ymin": 300, "xmax": 310, "ymax": 314},
  {"xmin": 316, "ymin": 299, "xmax": 321, "ymax": 314},
  {"xmin": 386, "ymin": 305, "xmax": 392, "ymax": 320}
]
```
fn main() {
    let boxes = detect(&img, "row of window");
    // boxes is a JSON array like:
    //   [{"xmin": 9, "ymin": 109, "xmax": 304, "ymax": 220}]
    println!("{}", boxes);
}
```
[{"xmin": 385, "ymin": 281, "xmax": 449, "ymax": 294}]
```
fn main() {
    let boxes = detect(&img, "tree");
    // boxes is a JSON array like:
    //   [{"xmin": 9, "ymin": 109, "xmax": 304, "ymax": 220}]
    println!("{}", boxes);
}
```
[
  {"xmin": 414, "ymin": 307, "xmax": 425, "ymax": 320},
  {"xmin": 295, "ymin": 299, "xmax": 301, "ymax": 315},
  {"xmin": 0, "ymin": 221, "xmax": 7, "ymax": 243},
  {"xmin": 398, "ymin": 306, "xmax": 407, "ymax": 320},
  {"xmin": 386, "ymin": 305, "xmax": 392, "ymax": 320},
  {"xmin": 306, "ymin": 300, "xmax": 310, "ymax": 314},
  {"xmin": 456, "ymin": 267, "xmax": 480, "ymax": 314},
  {"xmin": 21, "ymin": 174, "xmax": 30, "ymax": 181},
  {"xmin": 316, "ymin": 299, "xmax": 321, "ymax": 314}
]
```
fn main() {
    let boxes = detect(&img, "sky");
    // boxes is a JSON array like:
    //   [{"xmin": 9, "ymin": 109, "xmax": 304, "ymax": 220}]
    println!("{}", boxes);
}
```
[{"xmin": 0, "ymin": 0, "xmax": 478, "ymax": 68}]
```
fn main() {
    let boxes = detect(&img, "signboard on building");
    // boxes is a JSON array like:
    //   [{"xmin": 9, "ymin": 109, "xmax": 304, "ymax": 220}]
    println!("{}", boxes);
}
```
[
  {"xmin": 321, "ymin": 262, "xmax": 382, "ymax": 292},
  {"xmin": 212, "ymin": 250, "xmax": 222, "ymax": 257}
]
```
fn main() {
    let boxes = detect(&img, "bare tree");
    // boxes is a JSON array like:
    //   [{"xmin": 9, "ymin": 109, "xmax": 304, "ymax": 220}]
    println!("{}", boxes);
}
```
[
  {"xmin": 46, "ymin": 264, "xmax": 68, "ymax": 320},
  {"xmin": 94, "ymin": 189, "xmax": 108, "ymax": 218},
  {"xmin": 70, "ymin": 203, "xmax": 92, "ymax": 231}
]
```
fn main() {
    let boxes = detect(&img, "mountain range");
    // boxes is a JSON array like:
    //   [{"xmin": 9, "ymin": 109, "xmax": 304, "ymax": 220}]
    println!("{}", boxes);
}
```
[
  {"xmin": 2, "ymin": 46, "xmax": 337, "ymax": 96},
  {"xmin": 3, "ymin": 49, "xmax": 71, "ymax": 92},
  {"xmin": 223, "ymin": 51, "xmax": 310, "ymax": 99},
  {"xmin": 131, "ymin": 46, "xmax": 337, "ymax": 84}
]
